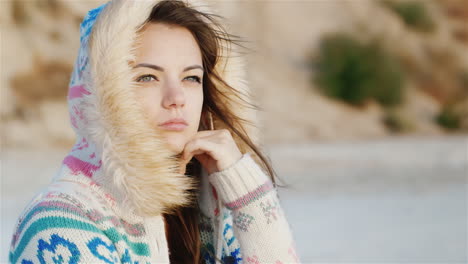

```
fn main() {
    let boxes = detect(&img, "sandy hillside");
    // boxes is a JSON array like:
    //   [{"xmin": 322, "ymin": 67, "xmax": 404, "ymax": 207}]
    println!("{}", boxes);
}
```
[{"xmin": 2, "ymin": 0, "xmax": 467, "ymax": 149}]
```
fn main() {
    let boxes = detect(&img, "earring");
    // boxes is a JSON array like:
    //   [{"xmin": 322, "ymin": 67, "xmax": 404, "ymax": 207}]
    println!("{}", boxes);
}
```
[
  {"xmin": 199, "ymin": 113, "xmax": 208, "ymax": 131},
  {"xmin": 207, "ymin": 112, "xmax": 214, "ymax": 130},
  {"xmin": 201, "ymin": 112, "xmax": 213, "ymax": 131}
]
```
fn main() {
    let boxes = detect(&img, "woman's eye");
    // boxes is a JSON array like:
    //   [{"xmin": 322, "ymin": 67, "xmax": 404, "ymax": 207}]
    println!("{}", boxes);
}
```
[
  {"xmin": 136, "ymin": 74, "xmax": 157, "ymax": 82},
  {"xmin": 185, "ymin": 76, "xmax": 201, "ymax": 84}
]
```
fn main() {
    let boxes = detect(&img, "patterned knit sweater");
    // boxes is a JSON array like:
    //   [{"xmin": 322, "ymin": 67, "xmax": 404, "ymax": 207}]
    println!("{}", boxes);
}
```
[
  {"xmin": 8, "ymin": 0, "xmax": 301, "ymax": 263},
  {"xmin": 9, "ymin": 152, "xmax": 300, "ymax": 264}
]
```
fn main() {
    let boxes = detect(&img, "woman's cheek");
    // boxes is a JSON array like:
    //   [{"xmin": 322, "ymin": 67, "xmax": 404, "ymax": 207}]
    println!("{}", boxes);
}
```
[{"xmin": 135, "ymin": 88, "xmax": 159, "ymax": 121}]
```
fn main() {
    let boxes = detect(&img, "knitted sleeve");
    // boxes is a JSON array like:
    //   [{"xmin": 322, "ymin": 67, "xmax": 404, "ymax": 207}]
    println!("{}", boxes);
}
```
[
  {"xmin": 208, "ymin": 152, "xmax": 302, "ymax": 263},
  {"xmin": 8, "ymin": 192, "xmax": 123, "ymax": 264}
]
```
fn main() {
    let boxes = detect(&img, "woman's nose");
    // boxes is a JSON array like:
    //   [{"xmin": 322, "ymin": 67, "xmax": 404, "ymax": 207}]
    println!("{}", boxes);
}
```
[{"xmin": 162, "ymin": 84, "xmax": 185, "ymax": 109}]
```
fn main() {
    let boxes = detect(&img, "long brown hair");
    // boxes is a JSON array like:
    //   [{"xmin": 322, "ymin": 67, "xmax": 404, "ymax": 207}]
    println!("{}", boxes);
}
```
[{"xmin": 140, "ymin": 1, "xmax": 289, "ymax": 263}]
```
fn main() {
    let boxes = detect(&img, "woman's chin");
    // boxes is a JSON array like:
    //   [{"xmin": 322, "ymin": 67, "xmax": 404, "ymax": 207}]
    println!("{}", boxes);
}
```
[
  {"xmin": 160, "ymin": 129, "xmax": 196, "ymax": 154},
  {"xmin": 164, "ymin": 144, "xmax": 181, "ymax": 154},
  {"xmin": 164, "ymin": 137, "xmax": 186, "ymax": 154}
]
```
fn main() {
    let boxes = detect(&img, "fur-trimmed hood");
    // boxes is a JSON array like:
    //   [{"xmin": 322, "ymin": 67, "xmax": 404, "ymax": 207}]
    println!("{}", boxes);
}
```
[{"xmin": 54, "ymin": 0, "xmax": 259, "ymax": 219}]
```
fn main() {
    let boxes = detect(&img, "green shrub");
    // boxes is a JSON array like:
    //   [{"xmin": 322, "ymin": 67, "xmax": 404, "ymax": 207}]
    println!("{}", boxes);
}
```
[
  {"xmin": 383, "ymin": 0, "xmax": 435, "ymax": 32},
  {"xmin": 436, "ymin": 105, "xmax": 461, "ymax": 130},
  {"xmin": 312, "ymin": 34, "xmax": 405, "ymax": 107},
  {"xmin": 382, "ymin": 108, "xmax": 414, "ymax": 132}
]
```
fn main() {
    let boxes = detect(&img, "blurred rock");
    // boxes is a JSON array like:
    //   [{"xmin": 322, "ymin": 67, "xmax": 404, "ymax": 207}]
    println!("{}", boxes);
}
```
[
  {"xmin": 385, "ymin": 84, "xmax": 444, "ymax": 134},
  {"xmin": 1, "ymin": 0, "xmax": 106, "ymax": 148},
  {"xmin": 453, "ymin": 97, "xmax": 468, "ymax": 130}
]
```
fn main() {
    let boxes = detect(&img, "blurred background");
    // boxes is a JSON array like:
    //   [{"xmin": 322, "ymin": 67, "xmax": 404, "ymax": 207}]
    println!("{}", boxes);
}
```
[{"xmin": 1, "ymin": 0, "xmax": 467, "ymax": 263}]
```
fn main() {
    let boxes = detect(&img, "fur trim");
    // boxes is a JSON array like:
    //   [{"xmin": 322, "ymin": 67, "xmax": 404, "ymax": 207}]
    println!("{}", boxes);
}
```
[
  {"xmin": 86, "ymin": 0, "xmax": 202, "ymax": 216},
  {"xmin": 62, "ymin": 0, "xmax": 259, "ymax": 217}
]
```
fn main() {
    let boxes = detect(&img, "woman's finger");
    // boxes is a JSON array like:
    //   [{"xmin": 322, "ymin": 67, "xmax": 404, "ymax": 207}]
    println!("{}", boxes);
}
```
[
  {"xmin": 182, "ymin": 149, "xmax": 204, "ymax": 166},
  {"xmin": 182, "ymin": 138, "xmax": 216, "ymax": 162}
]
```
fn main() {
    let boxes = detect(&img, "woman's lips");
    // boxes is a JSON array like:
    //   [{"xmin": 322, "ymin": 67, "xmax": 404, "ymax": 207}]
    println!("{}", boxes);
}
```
[{"xmin": 159, "ymin": 122, "xmax": 188, "ymax": 131}]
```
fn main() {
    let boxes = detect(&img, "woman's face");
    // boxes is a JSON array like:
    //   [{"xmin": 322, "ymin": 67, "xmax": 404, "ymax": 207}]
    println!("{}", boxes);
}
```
[{"xmin": 133, "ymin": 23, "xmax": 204, "ymax": 154}]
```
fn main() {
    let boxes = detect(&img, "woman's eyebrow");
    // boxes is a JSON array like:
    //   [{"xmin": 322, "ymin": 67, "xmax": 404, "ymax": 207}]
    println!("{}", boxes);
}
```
[{"xmin": 133, "ymin": 63, "xmax": 204, "ymax": 72}]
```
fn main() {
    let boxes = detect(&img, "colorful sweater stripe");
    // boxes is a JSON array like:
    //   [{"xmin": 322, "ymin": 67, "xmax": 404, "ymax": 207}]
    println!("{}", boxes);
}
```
[{"xmin": 9, "ymin": 153, "xmax": 301, "ymax": 263}]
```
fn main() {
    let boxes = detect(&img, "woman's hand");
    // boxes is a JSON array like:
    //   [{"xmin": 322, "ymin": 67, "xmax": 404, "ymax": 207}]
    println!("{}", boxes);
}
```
[{"xmin": 179, "ymin": 129, "xmax": 243, "ymax": 175}]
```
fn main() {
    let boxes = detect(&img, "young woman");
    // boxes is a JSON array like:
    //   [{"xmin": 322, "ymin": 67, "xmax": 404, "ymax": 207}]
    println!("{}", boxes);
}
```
[{"xmin": 9, "ymin": 0, "xmax": 301, "ymax": 263}]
